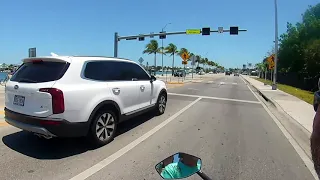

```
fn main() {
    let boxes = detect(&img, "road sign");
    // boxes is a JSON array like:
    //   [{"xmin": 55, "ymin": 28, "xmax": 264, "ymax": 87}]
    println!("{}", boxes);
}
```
[
  {"xmin": 218, "ymin": 27, "xmax": 223, "ymax": 33},
  {"xmin": 190, "ymin": 55, "xmax": 196, "ymax": 65},
  {"xmin": 186, "ymin": 29, "xmax": 201, "ymax": 35},
  {"xmin": 180, "ymin": 52, "xmax": 190, "ymax": 61},
  {"xmin": 29, "ymin": 48, "xmax": 36, "ymax": 57},
  {"xmin": 182, "ymin": 61, "xmax": 188, "ymax": 65},
  {"xmin": 126, "ymin": 37, "xmax": 137, "ymax": 40},
  {"xmin": 267, "ymin": 54, "xmax": 275, "ymax": 69},
  {"xmin": 138, "ymin": 57, "xmax": 144, "ymax": 64}
]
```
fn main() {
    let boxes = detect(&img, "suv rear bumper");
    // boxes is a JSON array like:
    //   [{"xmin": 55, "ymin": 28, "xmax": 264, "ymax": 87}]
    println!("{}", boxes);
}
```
[{"xmin": 4, "ymin": 108, "xmax": 89, "ymax": 137}]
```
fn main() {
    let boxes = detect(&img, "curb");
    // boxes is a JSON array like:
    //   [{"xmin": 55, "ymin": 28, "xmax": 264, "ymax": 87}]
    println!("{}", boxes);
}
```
[
  {"xmin": 241, "ymin": 76, "xmax": 313, "ymax": 134},
  {"xmin": 240, "ymin": 75, "xmax": 277, "ymax": 107},
  {"xmin": 165, "ymin": 82, "xmax": 184, "ymax": 85}
]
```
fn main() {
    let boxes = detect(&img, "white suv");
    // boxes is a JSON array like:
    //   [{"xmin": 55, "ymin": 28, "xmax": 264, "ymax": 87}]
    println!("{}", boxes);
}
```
[{"xmin": 4, "ymin": 56, "xmax": 167, "ymax": 146}]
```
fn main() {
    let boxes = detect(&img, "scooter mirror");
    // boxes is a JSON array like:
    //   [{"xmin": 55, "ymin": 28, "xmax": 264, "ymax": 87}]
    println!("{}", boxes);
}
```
[{"xmin": 155, "ymin": 152, "xmax": 202, "ymax": 179}]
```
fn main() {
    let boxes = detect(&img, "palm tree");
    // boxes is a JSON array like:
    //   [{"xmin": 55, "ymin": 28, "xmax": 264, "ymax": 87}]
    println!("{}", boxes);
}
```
[
  {"xmin": 143, "ymin": 40, "xmax": 161, "ymax": 73},
  {"xmin": 204, "ymin": 58, "xmax": 209, "ymax": 70},
  {"xmin": 255, "ymin": 62, "xmax": 268, "ymax": 78},
  {"xmin": 200, "ymin": 58, "xmax": 205, "ymax": 68},
  {"xmin": 164, "ymin": 43, "xmax": 179, "ymax": 75}
]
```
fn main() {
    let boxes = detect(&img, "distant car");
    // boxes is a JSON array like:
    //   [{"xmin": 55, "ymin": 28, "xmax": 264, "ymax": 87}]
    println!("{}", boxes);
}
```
[
  {"xmin": 234, "ymin": 73, "xmax": 239, "ymax": 76},
  {"xmin": 225, "ymin": 71, "xmax": 231, "ymax": 75},
  {"xmin": 173, "ymin": 70, "xmax": 185, "ymax": 77}
]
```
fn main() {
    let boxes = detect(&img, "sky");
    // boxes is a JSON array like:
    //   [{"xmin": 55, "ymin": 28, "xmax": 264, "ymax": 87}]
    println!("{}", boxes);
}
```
[{"xmin": 0, "ymin": 0, "xmax": 319, "ymax": 69}]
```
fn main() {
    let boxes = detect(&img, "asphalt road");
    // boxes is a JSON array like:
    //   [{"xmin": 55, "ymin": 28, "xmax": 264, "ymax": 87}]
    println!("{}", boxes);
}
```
[{"xmin": 0, "ymin": 74, "xmax": 315, "ymax": 180}]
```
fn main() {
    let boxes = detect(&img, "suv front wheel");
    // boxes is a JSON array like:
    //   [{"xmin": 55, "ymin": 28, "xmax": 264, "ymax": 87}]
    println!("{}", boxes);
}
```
[{"xmin": 88, "ymin": 109, "xmax": 118, "ymax": 146}]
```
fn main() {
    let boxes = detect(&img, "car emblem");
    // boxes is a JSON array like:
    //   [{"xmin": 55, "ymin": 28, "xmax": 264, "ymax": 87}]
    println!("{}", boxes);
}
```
[{"xmin": 14, "ymin": 85, "xmax": 19, "ymax": 90}]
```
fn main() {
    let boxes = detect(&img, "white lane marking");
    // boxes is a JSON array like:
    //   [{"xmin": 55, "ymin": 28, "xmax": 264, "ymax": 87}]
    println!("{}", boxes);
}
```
[
  {"xmin": 207, "ymin": 81, "xmax": 214, "ymax": 84},
  {"xmin": 232, "ymin": 83, "xmax": 237, "ymax": 85},
  {"xmin": 242, "ymin": 76, "xmax": 318, "ymax": 179},
  {"xmin": 168, "ymin": 93, "xmax": 261, "ymax": 104},
  {"xmin": 69, "ymin": 98, "xmax": 202, "ymax": 180},
  {"xmin": 188, "ymin": 88, "xmax": 199, "ymax": 91},
  {"xmin": 219, "ymin": 82, "xmax": 225, "ymax": 85}
]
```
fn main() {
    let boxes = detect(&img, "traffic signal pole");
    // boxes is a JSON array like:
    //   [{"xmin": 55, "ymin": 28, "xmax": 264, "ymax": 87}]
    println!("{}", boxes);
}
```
[
  {"xmin": 114, "ymin": 32, "xmax": 118, "ymax": 57},
  {"xmin": 113, "ymin": 29, "xmax": 247, "ymax": 57}
]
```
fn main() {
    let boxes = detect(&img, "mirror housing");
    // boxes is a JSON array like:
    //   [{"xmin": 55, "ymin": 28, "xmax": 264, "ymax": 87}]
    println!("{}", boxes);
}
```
[
  {"xmin": 155, "ymin": 152, "xmax": 202, "ymax": 179},
  {"xmin": 150, "ymin": 75, "xmax": 157, "ymax": 83}
]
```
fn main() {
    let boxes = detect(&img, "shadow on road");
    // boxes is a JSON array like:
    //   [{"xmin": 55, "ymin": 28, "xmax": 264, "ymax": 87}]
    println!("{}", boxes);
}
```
[{"xmin": 2, "ymin": 111, "xmax": 156, "ymax": 160}]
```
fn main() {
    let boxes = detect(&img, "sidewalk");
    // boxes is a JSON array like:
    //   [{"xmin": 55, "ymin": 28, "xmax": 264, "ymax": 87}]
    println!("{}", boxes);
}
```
[
  {"xmin": 156, "ymin": 73, "xmax": 223, "ymax": 84},
  {"xmin": 241, "ymin": 75, "xmax": 315, "ymax": 133}
]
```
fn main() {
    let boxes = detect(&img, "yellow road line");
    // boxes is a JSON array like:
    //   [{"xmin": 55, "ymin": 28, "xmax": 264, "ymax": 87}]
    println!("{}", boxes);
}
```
[{"xmin": 0, "ymin": 122, "xmax": 8, "ymax": 127}]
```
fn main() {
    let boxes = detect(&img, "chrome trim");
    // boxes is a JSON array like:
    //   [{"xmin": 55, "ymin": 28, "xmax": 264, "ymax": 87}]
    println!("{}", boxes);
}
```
[
  {"xmin": 125, "ymin": 104, "xmax": 155, "ymax": 116},
  {"xmin": 5, "ymin": 117, "xmax": 56, "ymax": 137}
]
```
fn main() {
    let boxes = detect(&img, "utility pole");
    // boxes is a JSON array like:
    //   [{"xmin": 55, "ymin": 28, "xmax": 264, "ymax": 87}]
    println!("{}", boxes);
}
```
[
  {"xmin": 272, "ymin": 0, "xmax": 279, "ymax": 90},
  {"xmin": 161, "ymin": 23, "xmax": 171, "ymax": 76}
]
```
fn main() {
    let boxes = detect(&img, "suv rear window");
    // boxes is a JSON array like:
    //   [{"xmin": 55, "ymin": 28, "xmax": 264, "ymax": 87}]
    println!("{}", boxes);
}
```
[{"xmin": 10, "ymin": 61, "xmax": 70, "ymax": 83}]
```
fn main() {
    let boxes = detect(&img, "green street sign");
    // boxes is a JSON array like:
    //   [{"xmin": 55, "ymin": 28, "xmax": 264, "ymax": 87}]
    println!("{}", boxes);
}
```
[{"xmin": 186, "ymin": 29, "xmax": 201, "ymax": 35}]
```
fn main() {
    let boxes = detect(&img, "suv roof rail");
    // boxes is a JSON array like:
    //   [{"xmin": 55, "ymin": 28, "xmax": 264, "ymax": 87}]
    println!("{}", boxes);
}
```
[{"xmin": 70, "ymin": 56, "xmax": 133, "ymax": 61}]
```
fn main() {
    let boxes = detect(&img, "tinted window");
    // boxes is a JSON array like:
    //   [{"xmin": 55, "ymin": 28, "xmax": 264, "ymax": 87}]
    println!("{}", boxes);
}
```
[
  {"xmin": 84, "ymin": 61, "xmax": 150, "ymax": 81},
  {"xmin": 10, "ymin": 61, "xmax": 70, "ymax": 83},
  {"xmin": 130, "ymin": 63, "xmax": 150, "ymax": 80}
]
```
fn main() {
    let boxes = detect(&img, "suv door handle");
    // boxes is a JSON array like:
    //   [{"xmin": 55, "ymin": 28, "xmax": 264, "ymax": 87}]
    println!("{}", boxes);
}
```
[
  {"xmin": 112, "ymin": 88, "xmax": 120, "ymax": 95},
  {"xmin": 140, "ymin": 85, "xmax": 145, "ymax": 91}
]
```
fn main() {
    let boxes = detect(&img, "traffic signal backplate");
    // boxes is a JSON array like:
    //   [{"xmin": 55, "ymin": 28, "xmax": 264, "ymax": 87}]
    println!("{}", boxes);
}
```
[
  {"xmin": 202, "ymin": 27, "xmax": 210, "ymax": 35},
  {"xmin": 230, "ymin": 26, "xmax": 239, "ymax": 35}
]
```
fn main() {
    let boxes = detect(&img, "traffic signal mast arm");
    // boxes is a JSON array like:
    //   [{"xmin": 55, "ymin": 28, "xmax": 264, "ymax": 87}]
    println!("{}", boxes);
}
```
[{"xmin": 117, "ymin": 29, "xmax": 248, "ymax": 40}]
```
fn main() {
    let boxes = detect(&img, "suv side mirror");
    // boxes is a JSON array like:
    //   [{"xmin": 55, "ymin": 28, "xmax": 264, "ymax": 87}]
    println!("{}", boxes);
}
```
[{"xmin": 150, "ymin": 75, "xmax": 157, "ymax": 82}]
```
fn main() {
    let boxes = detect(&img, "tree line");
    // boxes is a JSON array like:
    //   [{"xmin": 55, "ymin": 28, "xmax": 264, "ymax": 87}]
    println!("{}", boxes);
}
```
[
  {"xmin": 255, "ymin": 3, "xmax": 320, "ymax": 91},
  {"xmin": 142, "ymin": 40, "xmax": 224, "ymax": 73}
]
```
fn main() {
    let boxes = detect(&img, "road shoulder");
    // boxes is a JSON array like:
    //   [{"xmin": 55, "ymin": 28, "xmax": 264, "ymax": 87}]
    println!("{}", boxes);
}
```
[{"xmin": 241, "ymin": 75, "xmax": 317, "ymax": 179}]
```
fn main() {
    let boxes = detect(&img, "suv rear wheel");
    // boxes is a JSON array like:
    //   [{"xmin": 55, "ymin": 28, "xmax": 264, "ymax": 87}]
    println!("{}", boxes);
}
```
[
  {"xmin": 155, "ymin": 92, "xmax": 167, "ymax": 115},
  {"xmin": 88, "ymin": 109, "xmax": 118, "ymax": 146}
]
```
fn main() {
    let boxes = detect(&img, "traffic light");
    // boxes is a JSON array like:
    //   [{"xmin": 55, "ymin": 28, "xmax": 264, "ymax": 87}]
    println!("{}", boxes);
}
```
[
  {"xmin": 202, "ymin": 27, "xmax": 210, "ymax": 35},
  {"xmin": 159, "ymin": 31, "xmax": 166, "ymax": 39},
  {"xmin": 230, "ymin": 26, "xmax": 239, "ymax": 35},
  {"xmin": 138, "ymin": 36, "xmax": 145, "ymax": 41}
]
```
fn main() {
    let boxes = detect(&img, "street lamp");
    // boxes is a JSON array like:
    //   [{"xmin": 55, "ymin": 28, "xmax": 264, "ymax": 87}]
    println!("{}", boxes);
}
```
[
  {"xmin": 161, "ymin": 23, "xmax": 171, "ymax": 76},
  {"xmin": 272, "ymin": 0, "xmax": 279, "ymax": 90}
]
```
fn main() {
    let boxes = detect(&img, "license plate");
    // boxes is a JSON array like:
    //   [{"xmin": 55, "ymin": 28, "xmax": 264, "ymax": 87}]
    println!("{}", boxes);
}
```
[{"xmin": 13, "ymin": 95, "xmax": 25, "ymax": 106}]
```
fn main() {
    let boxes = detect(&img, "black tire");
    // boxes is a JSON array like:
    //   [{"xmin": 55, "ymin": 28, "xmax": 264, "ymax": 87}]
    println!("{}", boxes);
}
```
[
  {"xmin": 88, "ymin": 109, "xmax": 118, "ymax": 147},
  {"xmin": 155, "ymin": 92, "xmax": 167, "ymax": 115}
]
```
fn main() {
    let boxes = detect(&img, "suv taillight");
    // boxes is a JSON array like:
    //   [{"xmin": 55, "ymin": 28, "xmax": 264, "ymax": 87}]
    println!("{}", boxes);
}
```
[{"xmin": 39, "ymin": 88, "xmax": 65, "ymax": 114}]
